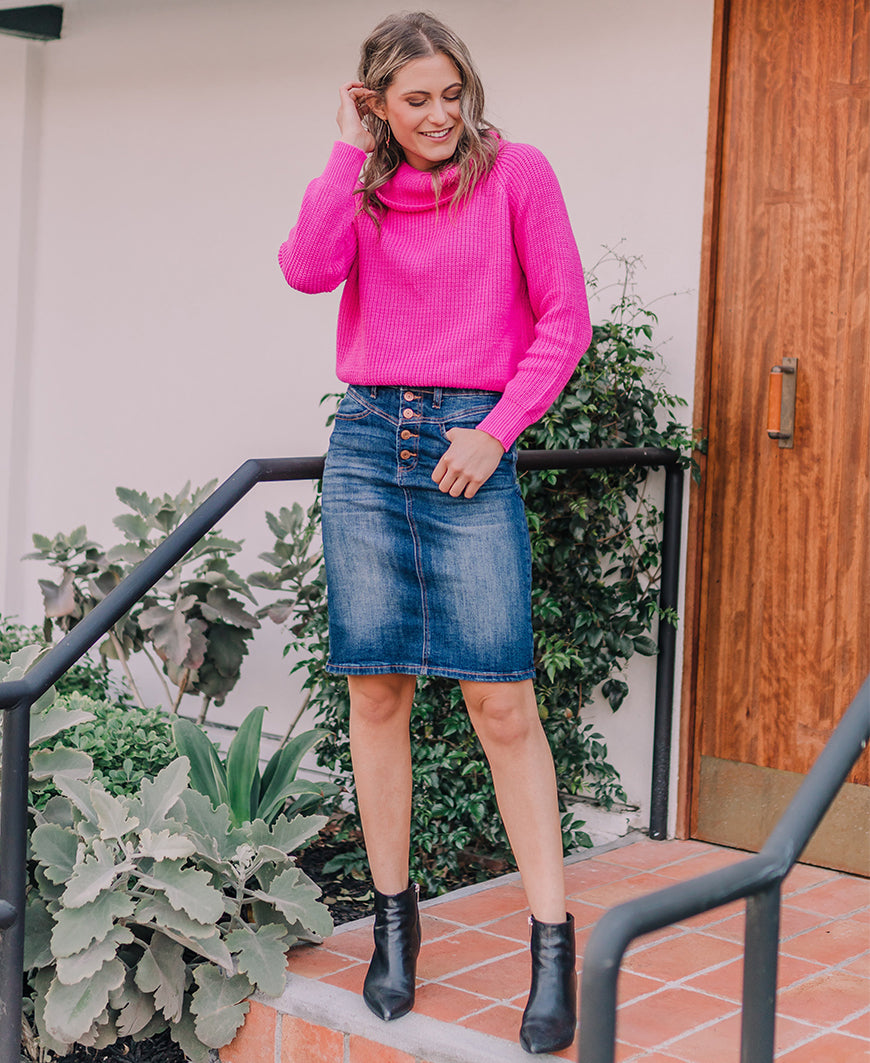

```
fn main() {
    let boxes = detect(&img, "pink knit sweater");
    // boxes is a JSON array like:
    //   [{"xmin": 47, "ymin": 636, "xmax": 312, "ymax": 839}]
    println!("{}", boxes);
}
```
[{"xmin": 279, "ymin": 140, "xmax": 591, "ymax": 449}]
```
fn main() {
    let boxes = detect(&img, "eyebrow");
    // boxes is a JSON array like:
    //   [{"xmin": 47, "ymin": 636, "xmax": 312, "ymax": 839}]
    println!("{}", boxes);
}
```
[{"xmin": 399, "ymin": 82, "xmax": 462, "ymax": 98}]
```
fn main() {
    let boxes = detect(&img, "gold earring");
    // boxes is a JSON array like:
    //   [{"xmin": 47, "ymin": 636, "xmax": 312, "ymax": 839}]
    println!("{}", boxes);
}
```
[{"xmin": 385, "ymin": 123, "xmax": 391, "ymax": 147}]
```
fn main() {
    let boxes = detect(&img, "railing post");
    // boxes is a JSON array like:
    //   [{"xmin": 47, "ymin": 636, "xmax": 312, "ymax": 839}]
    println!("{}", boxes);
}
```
[
  {"xmin": 0, "ymin": 697, "xmax": 32, "ymax": 1063},
  {"xmin": 649, "ymin": 462, "xmax": 684, "ymax": 838},
  {"xmin": 740, "ymin": 883, "xmax": 781, "ymax": 1063}
]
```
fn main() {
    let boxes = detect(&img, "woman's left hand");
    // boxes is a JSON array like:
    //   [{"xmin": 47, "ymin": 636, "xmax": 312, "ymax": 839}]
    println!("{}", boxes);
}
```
[{"xmin": 432, "ymin": 428, "xmax": 505, "ymax": 499}]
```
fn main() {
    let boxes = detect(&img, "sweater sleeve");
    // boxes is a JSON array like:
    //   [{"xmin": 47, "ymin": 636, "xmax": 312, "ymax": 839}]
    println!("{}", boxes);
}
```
[
  {"xmin": 278, "ymin": 141, "xmax": 367, "ymax": 294},
  {"xmin": 474, "ymin": 144, "xmax": 592, "ymax": 449}
]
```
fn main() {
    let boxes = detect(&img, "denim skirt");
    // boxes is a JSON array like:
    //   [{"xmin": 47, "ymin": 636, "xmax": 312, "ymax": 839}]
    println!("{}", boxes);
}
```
[{"xmin": 321, "ymin": 385, "xmax": 534, "ymax": 682}]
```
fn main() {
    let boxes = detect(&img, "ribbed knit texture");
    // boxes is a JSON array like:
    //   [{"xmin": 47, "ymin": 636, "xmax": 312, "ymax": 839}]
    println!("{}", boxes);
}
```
[{"xmin": 279, "ymin": 139, "xmax": 591, "ymax": 448}]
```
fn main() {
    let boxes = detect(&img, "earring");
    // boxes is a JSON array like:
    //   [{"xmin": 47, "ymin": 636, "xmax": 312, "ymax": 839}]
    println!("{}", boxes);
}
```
[{"xmin": 385, "ymin": 122, "xmax": 391, "ymax": 148}]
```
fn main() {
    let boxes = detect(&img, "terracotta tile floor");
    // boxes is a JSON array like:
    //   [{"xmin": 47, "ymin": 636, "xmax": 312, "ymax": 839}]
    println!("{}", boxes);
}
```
[{"xmin": 284, "ymin": 837, "xmax": 870, "ymax": 1061}]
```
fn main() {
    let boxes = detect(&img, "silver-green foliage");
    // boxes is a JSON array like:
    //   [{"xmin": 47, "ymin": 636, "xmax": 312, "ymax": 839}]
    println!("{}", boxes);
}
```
[{"xmin": 26, "ymin": 757, "xmax": 332, "ymax": 1060}]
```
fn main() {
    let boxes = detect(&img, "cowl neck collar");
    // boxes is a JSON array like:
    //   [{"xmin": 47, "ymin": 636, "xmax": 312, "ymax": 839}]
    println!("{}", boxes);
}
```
[{"xmin": 375, "ymin": 160, "xmax": 461, "ymax": 213}]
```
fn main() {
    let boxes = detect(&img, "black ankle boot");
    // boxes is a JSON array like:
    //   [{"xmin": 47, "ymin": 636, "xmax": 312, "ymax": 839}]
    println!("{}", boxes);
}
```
[
  {"xmin": 519, "ymin": 913, "xmax": 577, "ymax": 1054},
  {"xmin": 363, "ymin": 882, "xmax": 421, "ymax": 1021}
]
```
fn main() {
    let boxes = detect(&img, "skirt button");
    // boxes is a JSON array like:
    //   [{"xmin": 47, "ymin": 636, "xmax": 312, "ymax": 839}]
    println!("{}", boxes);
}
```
[
  {"xmin": 403, "ymin": 391, "xmax": 416, "ymax": 401},
  {"xmin": 400, "ymin": 450, "xmax": 412, "ymax": 460},
  {"xmin": 400, "ymin": 429, "xmax": 412, "ymax": 440},
  {"xmin": 403, "ymin": 408, "xmax": 414, "ymax": 419}
]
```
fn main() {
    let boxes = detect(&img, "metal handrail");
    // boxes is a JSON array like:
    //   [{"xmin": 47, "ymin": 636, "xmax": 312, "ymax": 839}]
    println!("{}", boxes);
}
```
[
  {"xmin": 0, "ymin": 447, "xmax": 683, "ymax": 1063},
  {"xmin": 578, "ymin": 674, "xmax": 870, "ymax": 1063}
]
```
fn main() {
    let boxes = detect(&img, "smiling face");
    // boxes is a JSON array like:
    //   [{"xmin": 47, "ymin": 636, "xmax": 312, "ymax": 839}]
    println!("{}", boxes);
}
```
[{"xmin": 372, "ymin": 52, "xmax": 464, "ymax": 171}]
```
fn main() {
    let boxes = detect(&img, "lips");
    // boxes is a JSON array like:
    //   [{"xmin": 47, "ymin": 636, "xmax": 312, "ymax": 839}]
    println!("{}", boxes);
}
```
[{"xmin": 420, "ymin": 128, "xmax": 454, "ymax": 140}]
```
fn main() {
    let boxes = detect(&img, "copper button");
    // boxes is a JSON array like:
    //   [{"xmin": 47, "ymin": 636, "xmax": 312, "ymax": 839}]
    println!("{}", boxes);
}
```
[
  {"xmin": 403, "ymin": 409, "xmax": 414, "ymax": 419},
  {"xmin": 400, "ymin": 450, "xmax": 412, "ymax": 460},
  {"xmin": 400, "ymin": 429, "xmax": 413, "ymax": 439},
  {"xmin": 403, "ymin": 391, "xmax": 416, "ymax": 401}
]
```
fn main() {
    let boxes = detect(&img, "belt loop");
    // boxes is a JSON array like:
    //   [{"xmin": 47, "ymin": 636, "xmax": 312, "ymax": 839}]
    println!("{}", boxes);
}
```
[
  {"xmin": 370, "ymin": 386, "xmax": 378, "ymax": 399},
  {"xmin": 433, "ymin": 387, "xmax": 443, "ymax": 409}
]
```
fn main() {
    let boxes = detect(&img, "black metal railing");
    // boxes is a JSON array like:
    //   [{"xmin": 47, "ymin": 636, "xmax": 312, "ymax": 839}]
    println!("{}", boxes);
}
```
[
  {"xmin": 0, "ymin": 448, "xmax": 683, "ymax": 1063},
  {"xmin": 578, "ymin": 674, "xmax": 870, "ymax": 1063}
]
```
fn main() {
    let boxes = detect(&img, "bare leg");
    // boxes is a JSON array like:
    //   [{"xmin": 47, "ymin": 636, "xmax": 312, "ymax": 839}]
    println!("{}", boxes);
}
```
[
  {"xmin": 348, "ymin": 673, "xmax": 416, "ymax": 895},
  {"xmin": 460, "ymin": 678, "xmax": 567, "ymax": 923}
]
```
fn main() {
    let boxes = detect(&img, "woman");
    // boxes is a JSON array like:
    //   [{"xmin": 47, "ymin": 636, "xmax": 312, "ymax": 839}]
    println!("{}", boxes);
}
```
[{"xmin": 279, "ymin": 12, "xmax": 591, "ymax": 1054}]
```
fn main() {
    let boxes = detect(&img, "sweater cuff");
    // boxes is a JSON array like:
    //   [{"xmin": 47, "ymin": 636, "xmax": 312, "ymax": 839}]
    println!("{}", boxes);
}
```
[
  {"xmin": 320, "ymin": 141, "xmax": 367, "ymax": 191},
  {"xmin": 476, "ymin": 396, "xmax": 532, "ymax": 451}
]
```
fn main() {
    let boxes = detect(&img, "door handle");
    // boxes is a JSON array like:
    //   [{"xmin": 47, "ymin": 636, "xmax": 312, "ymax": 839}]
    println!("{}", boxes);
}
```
[{"xmin": 767, "ymin": 357, "xmax": 797, "ymax": 449}]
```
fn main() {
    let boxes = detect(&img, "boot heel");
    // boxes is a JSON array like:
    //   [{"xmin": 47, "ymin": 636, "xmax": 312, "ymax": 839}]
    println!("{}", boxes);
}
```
[
  {"xmin": 519, "ymin": 912, "xmax": 576, "ymax": 1054},
  {"xmin": 363, "ymin": 882, "xmax": 421, "ymax": 1021}
]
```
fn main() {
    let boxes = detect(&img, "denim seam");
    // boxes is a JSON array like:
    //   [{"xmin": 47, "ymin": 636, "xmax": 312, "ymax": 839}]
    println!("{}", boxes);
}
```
[{"xmin": 403, "ymin": 488, "xmax": 430, "ymax": 669}]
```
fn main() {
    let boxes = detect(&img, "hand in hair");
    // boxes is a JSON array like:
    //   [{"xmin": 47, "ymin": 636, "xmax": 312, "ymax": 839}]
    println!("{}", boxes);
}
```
[{"xmin": 337, "ymin": 81, "xmax": 376, "ymax": 153}]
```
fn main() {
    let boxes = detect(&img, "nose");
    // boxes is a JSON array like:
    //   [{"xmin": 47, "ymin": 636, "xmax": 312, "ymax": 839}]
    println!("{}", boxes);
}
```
[{"xmin": 428, "ymin": 99, "xmax": 448, "ymax": 125}]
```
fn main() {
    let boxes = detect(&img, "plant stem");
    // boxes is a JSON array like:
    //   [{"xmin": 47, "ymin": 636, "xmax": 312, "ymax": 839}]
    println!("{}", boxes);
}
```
[
  {"xmin": 171, "ymin": 668, "xmax": 190, "ymax": 714},
  {"xmin": 141, "ymin": 644, "xmax": 175, "ymax": 710},
  {"xmin": 281, "ymin": 690, "xmax": 311, "ymax": 745},
  {"xmin": 109, "ymin": 631, "xmax": 147, "ymax": 710},
  {"xmin": 197, "ymin": 695, "xmax": 212, "ymax": 725}
]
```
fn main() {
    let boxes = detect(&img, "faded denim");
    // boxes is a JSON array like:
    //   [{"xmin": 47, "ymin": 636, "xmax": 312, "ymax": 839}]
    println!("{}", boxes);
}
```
[{"xmin": 321, "ymin": 385, "xmax": 534, "ymax": 682}]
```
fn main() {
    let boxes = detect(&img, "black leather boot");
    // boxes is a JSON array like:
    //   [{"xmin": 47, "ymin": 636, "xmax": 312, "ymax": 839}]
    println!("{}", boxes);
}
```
[
  {"xmin": 519, "ymin": 913, "xmax": 577, "ymax": 1054},
  {"xmin": 362, "ymin": 882, "xmax": 421, "ymax": 1021}
]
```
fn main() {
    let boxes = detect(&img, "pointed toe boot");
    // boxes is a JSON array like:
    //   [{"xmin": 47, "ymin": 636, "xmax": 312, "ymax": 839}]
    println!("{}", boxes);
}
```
[
  {"xmin": 519, "ymin": 912, "xmax": 577, "ymax": 1054},
  {"xmin": 362, "ymin": 882, "xmax": 421, "ymax": 1021}
]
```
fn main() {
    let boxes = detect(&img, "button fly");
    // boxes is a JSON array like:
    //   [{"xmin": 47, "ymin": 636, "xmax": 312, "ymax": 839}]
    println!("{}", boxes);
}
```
[
  {"xmin": 403, "ymin": 409, "xmax": 414, "ymax": 419},
  {"xmin": 400, "ymin": 450, "xmax": 412, "ymax": 460},
  {"xmin": 403, "ymin": 391, "xmax": 416, "ymax": 401},
  {"xmin": 400, "ymin": 429, "xmax": 413, "ymax": 440}
]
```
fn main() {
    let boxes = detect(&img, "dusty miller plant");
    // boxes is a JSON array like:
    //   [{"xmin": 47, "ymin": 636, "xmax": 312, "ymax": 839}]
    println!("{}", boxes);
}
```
[{"xmin": 24, "ymin": 757, "xmax": 331, "ymax": 1061}]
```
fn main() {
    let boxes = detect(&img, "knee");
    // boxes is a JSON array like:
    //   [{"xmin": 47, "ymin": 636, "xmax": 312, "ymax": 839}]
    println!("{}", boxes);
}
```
[
  {"xmin": 465, "ymin": 687, "xmax": 537, "ymax": 747},
  {"xmin": 349, "ymin": 675, "xmax": 414, "ymax": 728}
]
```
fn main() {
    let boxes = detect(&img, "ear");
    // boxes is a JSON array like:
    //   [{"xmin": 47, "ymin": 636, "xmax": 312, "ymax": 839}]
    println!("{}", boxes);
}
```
[{"xmin": 368, "ymin": 94, "xmax": 387, "ymax": 121}]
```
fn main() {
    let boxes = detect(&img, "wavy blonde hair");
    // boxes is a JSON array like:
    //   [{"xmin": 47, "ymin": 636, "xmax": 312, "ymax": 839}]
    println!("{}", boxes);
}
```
[{"xmin": 356, "ymin": 11, "xmax": 500, "ymax": 222}]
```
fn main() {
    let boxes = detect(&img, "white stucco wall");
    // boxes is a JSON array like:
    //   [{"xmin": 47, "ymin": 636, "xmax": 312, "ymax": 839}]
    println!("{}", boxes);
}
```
[{"xmin": 0, "ymin": 0, "xmax": 714, "ymax": 829}]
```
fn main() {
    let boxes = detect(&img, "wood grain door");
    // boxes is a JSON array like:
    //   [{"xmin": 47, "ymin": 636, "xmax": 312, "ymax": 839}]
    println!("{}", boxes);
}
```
[{"xmin": 687, "ymin": 0, "xmax": 870, "ymax": 874}]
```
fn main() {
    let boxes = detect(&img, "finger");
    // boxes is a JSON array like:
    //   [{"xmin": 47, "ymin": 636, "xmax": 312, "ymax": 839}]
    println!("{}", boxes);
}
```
[{"xmin": 432, "ymin": 455, "xmax": 448, "ymax": 484}]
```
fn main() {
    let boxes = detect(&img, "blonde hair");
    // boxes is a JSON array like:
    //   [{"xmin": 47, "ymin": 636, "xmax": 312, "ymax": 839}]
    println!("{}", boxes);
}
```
[{"xmin": 357, "ymin": 11, "xmax": 500, "ymax": 222}]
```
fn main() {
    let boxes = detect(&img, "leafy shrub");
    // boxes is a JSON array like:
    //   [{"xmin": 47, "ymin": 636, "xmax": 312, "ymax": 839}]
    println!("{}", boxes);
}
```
[
  {"xmin": 253, "ymin": 271, "xmax": 695, "ymax": 896},
  {"xmin": 24, "ymin": 759, "xmax": 331, "ymax": 1062},
  {"xmin": 25, "ymin": 483, "xmax": 260, "ymax": 720},
  {"xmin": 173, "ymin": 706, "xmax": 339, "ymax": 828},
  {"xmin": 31, "ymin": 694, "xmax": 177, "ymax": 807}
]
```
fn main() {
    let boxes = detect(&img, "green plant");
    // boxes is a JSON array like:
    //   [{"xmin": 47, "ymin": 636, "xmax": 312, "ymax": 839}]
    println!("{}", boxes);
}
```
[
  {"xmin": 26, "ymin": 483, "xmax": 260, "ymax": 720},
  {"xmin": 0, "ymin": 613, "xmax": 115, "ymax": 701},
  {"xmin": 31, "ymin": 694, "xmax": 177, "ymax": 807},
  {"xmin": 252, "ymin": 261, "xmax": 697, "ymax": 896},
  {"xmin": 173, "ymin": 706, "xmax": 340, "ymax": 828},
  {"xmin": 24, "ymin": 759, "xmax": 332, "ymax": 1062}
]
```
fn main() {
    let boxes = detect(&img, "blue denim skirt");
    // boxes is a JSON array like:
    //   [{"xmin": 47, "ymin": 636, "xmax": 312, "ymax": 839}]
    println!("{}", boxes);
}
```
[{"xmin": 321, "ymin": 385, "xmax": 534, "ymax": 682}]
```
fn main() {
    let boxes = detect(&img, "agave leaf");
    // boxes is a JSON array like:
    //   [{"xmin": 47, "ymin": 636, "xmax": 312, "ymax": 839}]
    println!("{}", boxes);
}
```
[
  {"xmin": 171, "ymin": 718, "xmax": 227, "ymax": 810},
  {"xmin": 225, "ymin": 706, "xmax": 265, "ymax": 827},
  {"xmin": 258, "ymin": 728, "xmax": 328, "ymax": 818}
]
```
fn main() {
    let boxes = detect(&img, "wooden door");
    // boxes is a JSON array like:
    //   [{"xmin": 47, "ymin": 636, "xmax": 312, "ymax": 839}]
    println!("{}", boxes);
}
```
[{"xmin": 686, "ymin": 0, "xmax": 870, "ymax": 874}]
